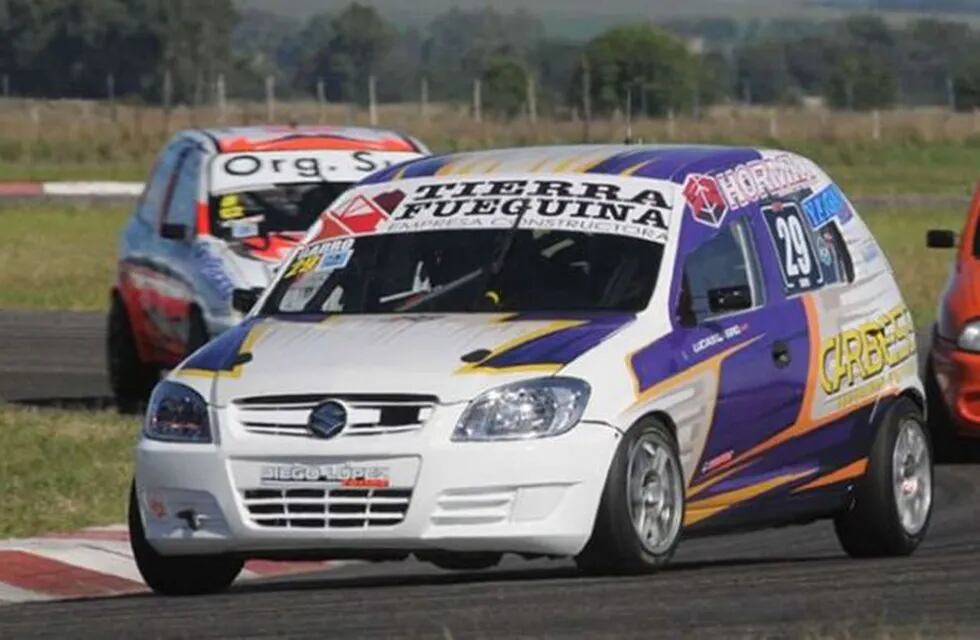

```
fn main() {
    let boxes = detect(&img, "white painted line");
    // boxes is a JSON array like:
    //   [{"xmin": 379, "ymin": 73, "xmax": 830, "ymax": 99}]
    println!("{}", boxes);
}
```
[
  {"xmin": 0, "ymin": 580, "xmax": 48, "ymax": 604},
  {"xmin": 40, "ymin": 181, "xmax": 144, "ymax": 196}
]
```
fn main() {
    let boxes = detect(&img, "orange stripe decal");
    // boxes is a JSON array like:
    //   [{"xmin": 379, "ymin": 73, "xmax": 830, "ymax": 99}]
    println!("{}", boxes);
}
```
[
  {"xmin": 684, "ymin": 468, "xmax": 815, "ymax": 526},
  {"xmin": 794, "ymin": 458, "xmax": 868, "ymax": 492}
]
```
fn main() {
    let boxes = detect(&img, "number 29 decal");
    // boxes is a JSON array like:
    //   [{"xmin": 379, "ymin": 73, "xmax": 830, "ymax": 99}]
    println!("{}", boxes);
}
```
[{"xmin": 763, "ymin": 202, "xmax": 823, "ymax": 294}]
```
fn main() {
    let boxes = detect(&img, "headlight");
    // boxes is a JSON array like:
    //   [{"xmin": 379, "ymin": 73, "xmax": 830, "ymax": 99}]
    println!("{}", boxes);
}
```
[
  {"xmin": 144, "ymin": 381, "xmax": 212, "ymax": 443},
  {"xmin": 959, "ymin": 321, "xmax": 980, "ymax": 353},
  {"xmin": 453, "ymin": 377, "xmax": 590, "ymax": 441}
]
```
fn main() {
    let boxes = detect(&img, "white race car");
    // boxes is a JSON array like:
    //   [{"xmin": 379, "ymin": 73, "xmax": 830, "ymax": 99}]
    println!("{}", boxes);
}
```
[{"xmin": 131, "ymin": 145, "xmax": 932, "ymax": 594}]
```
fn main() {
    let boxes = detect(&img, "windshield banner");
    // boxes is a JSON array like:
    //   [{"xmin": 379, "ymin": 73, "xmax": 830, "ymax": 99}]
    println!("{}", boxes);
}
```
[
  {"xmin": 311, "ymin": 174, "xmax": 676, "ymax": 244},
  {"xmin": 209, "ymin": 150, "xmax": 423, "ymax": 193}
]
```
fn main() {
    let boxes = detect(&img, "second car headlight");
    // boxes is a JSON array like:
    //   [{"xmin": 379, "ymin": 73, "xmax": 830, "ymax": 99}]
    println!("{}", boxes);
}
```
[
  {"xmin": 453, "ymin": 377, "xmax": 590, "ymax": 441},
  {"xmin": 958, "ymin": 321, "xmax": 980, "ymax": 353},
  {"xmin": 144, "ymin": 381, "xmax": 212, "ymax": 443}
]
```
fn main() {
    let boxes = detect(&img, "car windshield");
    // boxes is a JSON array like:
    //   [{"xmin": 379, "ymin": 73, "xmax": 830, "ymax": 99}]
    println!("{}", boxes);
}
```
[
  {"xmin": 208, "ymin": 182, "xmax": 353, "ymax": 241},
  {"xmin": 261, "ymin": 229, "xmax": 664, "ymax": 315}
]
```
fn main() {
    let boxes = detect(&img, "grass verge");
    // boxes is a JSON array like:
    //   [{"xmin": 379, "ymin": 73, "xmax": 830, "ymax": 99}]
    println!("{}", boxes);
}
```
[
  {"xmin": 0, "ymin": 202, "xmax": 965, "ymax": 328},
  {"xmin": 0, "ymin": 404, "xmax": 137, "ymax": 538},
  {"xmin": 862, "ymin": 207, "xmax": 963, "ymax": 328},
  {"xmin": 0, "ymin": 201, "xmax": 129, "ymax": 310}
]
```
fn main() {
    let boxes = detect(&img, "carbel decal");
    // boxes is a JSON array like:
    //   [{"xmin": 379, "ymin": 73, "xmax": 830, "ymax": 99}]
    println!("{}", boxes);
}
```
[
  {"xmin": 819, "ymin": 304, "xmax": 915, "ymax": 408},
  {"xmin": 386, "ymin": 177, "xmax": 672, "ymax": 243}
]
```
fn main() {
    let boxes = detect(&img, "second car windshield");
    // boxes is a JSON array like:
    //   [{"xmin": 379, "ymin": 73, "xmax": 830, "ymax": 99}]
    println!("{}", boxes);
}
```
[
  {"xmin": 261, "ymin": 229, "xmax": 664, "ymax": 315},
  {"xmin": 208, "ymin": 182, "xmax": 353, "ymax": 241}
]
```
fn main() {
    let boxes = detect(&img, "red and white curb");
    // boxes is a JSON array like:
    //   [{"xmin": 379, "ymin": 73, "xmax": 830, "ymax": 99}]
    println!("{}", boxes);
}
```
[
  {"xmin": 0, "ymin": 181, "xmax": 143, "ymax": 198},
  {"xmin": 0, "ymin": 525, "xmax": 332, "ymax": 604}
]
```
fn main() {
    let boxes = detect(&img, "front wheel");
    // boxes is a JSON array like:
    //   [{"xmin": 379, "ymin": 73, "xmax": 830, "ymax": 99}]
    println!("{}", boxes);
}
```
[
  {"xmin": 834, "ymin": 398, "xmax": 933, "ymax": 558},
  {"xmin": 576, "ymin": 417, "xmax": 685, "ymax": 575},
  {"xmin": 129, "ymin": 484, "xmax": 243, "ymax": 595}
]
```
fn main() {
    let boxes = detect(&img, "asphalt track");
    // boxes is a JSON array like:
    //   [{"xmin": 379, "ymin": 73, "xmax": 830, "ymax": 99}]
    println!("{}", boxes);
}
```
[{"xmin": 2, "ymin": 311, "xmax": 980, "ymax": 637}]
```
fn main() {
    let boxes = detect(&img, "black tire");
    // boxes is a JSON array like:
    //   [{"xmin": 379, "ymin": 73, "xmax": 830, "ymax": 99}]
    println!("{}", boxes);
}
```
[
  {"xmin": 925, "ymin": 357, "xmax": 963, "ymax": 463},
  {"xmin": 107, "ymin": 294, "xmax": 158, "ymax": 414},
  {"xmin": 418, "ymin": 551, "xmax": 502, "ymax": 571},
  {"xmin": 576, "ymin": 417, "xmax": 684, "ymax": 575},
  {"xmin": 834, "ymin": 397, "xmax": 933, "ymax": 558},
  {"xmin": 129, "ymin": 484, "xmax": 243, "ymax": 596},
  {"xmin": 186, "ymin": 306, "xmax": 209, "ymax": 356}
]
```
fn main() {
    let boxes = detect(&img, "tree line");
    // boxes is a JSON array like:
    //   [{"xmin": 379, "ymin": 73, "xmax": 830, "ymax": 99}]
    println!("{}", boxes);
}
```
[{"xmin": 3, "ymin": 0, "xmax": 980, "ymax": 115}]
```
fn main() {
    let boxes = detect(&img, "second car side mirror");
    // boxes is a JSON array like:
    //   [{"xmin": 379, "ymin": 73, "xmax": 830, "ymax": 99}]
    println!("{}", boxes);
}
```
[
  {"xmin": 160, "ymin": 223, "xmax": 189, "ymax": 241},
  {"xmin": 707, "ymin": 285, "xmax": 752, "ymax": 314},
  {"xmin": 232, "ymin": 288, "xmax": 263, "ymax": 314},
  {"xmin": 926, "ymin": 229, "xmax": 956, "ymax": 249}
]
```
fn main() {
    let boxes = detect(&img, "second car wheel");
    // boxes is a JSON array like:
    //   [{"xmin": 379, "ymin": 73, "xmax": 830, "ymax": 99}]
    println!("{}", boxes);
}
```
[
  {"xmin": 107, "ymin": 293, "xmax": 159, "ymax": 414},
  {"xmin": 129, "ymin": 484, "xmax": 243, "ymax": 596},
  {"xmin": 576, "ymin": 417, "xmax": 685, "ymax": 575},
  {"xmin": 834, "ymin": 397, "xmax": 933, "ymax": 558}
]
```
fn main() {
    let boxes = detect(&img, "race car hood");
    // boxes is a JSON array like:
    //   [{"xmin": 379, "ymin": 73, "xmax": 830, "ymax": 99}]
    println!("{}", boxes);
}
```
[{"xmin": 176, "ymin": 312, "xmax": 635, "ymax": 406}]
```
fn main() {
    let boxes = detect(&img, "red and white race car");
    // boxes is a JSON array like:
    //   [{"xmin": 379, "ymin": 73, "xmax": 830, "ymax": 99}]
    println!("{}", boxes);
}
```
[{"xmin": 108, "ymin": 125, "xmax": 428, "ymax": 410}]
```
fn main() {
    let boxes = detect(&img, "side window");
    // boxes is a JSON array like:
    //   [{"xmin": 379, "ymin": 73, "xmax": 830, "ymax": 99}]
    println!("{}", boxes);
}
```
[
  {"xmin": 763, "ymin": 202, "xmax": 824, "ymax": 294},
  {"xmin": 764, "ymin": 202, "xmax": 855, "ymax": 294},
  {"xmin": 813, "ymin": 222, "xmax": 855, "ymax": 285},
  {"xmin": 138, "ymin": 143, "xmax": 184, "ymax": 224},
  {"xmin": 677, "ymin": 220, "xmax": 763, "ymax": 326},
  {"xmin": 162, "ymin": 148, "xmax": 203, "ymax": 230}
]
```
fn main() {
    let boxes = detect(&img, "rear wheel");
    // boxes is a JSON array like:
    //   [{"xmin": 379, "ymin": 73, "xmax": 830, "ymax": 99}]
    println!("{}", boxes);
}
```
[
  {"xmin": 129, "ymin": 484, "xmax": 243, "ymax": 596},
  {"xmin": 186, "ymin": 306, "xmax": 209, "ymax": 355},
  {"xmin": 834, "ymin": 398, "xmax": 933, "ymax": 558},
  {"xmin": 107, "ymin": 294, "xmax": 158, "ymax": 414},
  {"xmin": 576, "ymin": 417, "xmax": 684, "ymax": 575}
]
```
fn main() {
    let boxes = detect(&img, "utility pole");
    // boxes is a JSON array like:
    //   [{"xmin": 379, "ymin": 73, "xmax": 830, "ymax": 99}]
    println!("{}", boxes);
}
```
[
  {"xmin": 473, "ymin": 78, "xmax": 482, "ymax": 123},
  {"xmin": 581, "ymin": 55, "xmax": 592, "ymax": 142},
  {"xmin": 316, "ymin": 78, "xmax": 326, "ymax": 124},
  {"xmin": 368, "ymin": 74, "xmax": 378, "ymax": 126},
  {"xmin": 265, "ymin": 75, "xmax": 275, "ymax": 123},
  {"xmin": 216, "ymin": 74, "xmax": 226, "ymax": 124},
  {"xmin": 107, "ymin": 74, "xmax": 116, "ymax": 122},
  {"xmin": 526, "ymin": 73, "xmax": 538, "ymax": 126},
  {"xmin": 420, "ymin": 76, "xmax": 429, "ymax": 123}
]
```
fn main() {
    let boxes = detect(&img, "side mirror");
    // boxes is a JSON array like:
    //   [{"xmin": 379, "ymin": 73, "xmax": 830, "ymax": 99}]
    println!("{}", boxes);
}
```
[
  {"xmin": 160, "ymin": 223, "xmax": 189, "ymax": 241},
  {"xmin": 231, "ymin": 288, "xmax": 262, "ymax": 314},
  {"xmin": 708, "ymin": 285, "xmax": 752, "ymax": 314},
  {"xmin": 926, "ymin": 229, "xmax": 956, "ymax": 249}
]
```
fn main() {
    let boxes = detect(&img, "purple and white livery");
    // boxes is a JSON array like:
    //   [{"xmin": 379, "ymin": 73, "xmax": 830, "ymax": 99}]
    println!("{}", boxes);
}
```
[{"xmin": 129, "ymin": 145, "xmax": 932, "ymax": 594}]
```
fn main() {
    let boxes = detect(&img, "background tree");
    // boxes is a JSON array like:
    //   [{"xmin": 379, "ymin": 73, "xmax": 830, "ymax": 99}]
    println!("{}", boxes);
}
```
[
  {"xmin": 574, "ymin": 25, "xmax": 699, "ymax": 116},
  {"xmin": 481, "ymin": 56, "xmax": 527, "ymax": 119}
]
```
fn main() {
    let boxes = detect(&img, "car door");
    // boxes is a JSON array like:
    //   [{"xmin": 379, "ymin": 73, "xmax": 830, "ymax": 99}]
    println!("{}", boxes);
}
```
[
  {"xmin": 674, "ymin": 217, "xmax": 812, "ymax": 496},
  {"xmin": 144, "ymin": 144, "xmax": 204, "ymax": 364},
  {"xmin": 119, "ymin": 140, "xmax": 186, "ymax": 364}
]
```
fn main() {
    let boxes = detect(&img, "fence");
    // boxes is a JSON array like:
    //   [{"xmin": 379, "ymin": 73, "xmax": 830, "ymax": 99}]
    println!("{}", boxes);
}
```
[{"xmin": 2, "ymin": 97, "xmax": 980, "ymax": 172}]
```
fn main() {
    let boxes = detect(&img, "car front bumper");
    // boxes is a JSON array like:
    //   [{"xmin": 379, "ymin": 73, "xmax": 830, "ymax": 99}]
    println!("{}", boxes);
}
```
[
  {"xmin": 931, "ymin": 339, "xmax": 980, "ymax": 436},
  {"xmin": 134, "ymin": 403, "xmax": 622, "ymax": 558}
]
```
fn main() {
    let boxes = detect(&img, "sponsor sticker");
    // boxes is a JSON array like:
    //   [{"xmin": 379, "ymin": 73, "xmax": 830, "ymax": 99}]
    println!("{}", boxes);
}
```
[
  {"xmin": 210, "ymin": 150, "xmax": 422, "ymax": 193},
  {"xmin": 314, "ymin": 175, "xmax": 674, "ymax": 244},
  {"xmin": 260, "ymin": 462, "xmax": 391, "ymax": 487},
  {"xmin": 801, "ymin": 184, "xmax": 852, "ymax": 228}
]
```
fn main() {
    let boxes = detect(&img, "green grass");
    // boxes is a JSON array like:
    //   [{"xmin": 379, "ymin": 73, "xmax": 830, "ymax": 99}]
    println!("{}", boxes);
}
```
[
  {"xmin": 798, "ymin": 141, "xmax": 980, "ymax": 197},
  {"xmin": 862, "ymin": 206, "xmax": 964, "ymax": 328},
  {"xmin": 0, "ymin": 202, "xmax": 129, "ymax": 311},
  {"xmin": 0, "ymin": 404, "xmax": 137, "ymax": 537},
  {"xmin": 0, "ymin": 201, "xmax": 964, "ymax": 327},
  {"xmin": 0, "ymin": 160, "xmax": 149, "ymax": 182}
]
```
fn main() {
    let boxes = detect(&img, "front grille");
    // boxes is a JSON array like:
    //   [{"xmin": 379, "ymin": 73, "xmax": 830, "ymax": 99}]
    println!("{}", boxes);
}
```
[
  {"xmin": 231, "ymin": 394, "xmax": 438, "ymax": 438},
  {"xmin": 242, "ymin": 487, "xmax": 412, "ymax": 528}
]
